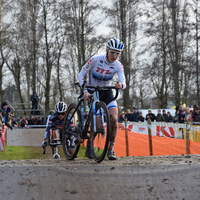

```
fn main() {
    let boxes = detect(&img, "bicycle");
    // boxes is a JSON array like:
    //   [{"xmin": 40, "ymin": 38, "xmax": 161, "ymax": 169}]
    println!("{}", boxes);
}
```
[
  {"xmin": 62, "ymin": 81, "xmax": 119, "ymax": 163},
  {"xmin": 43, "ymin": 129, "xmax": 62, "ymax": 159}
]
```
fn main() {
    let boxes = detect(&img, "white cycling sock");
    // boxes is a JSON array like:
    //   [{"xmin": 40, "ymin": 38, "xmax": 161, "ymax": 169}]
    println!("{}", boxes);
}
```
[{"xmin": 109, "ymin": 141, "xmax": 115, "ymax": 151}]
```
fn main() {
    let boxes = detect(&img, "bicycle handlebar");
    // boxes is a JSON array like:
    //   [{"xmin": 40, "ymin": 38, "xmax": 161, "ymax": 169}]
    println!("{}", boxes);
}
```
[{"xmin": 75, "ymin": 81, "xmax": 119, "ymax": 101}]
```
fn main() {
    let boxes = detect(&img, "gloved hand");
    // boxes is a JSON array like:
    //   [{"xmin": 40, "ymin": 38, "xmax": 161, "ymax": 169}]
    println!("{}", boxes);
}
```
[
  {"xmin": 42, "ymin": 140, "xmax": 47, "ymax": 154},
  {"xmin": 41, "ymin": 141, "xmax": 47, "ymax": 147}
]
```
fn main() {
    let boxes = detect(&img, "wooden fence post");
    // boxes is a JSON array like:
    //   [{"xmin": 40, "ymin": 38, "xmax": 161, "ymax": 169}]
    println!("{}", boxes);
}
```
[
  {"xmin": 186, "ymin": 120, "xmax": 190, "ymax": 155},
  {"xmin": 147, "ymin": 118, "xmax": 153, "ymax": 156},
  {"xmin": 125, "ymin": 119, "xmax": 129, "ymax": 157}
]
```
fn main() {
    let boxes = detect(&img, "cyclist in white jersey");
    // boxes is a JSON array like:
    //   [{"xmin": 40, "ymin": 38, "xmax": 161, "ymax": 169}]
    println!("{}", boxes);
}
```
[{"xmin": 78, "ymin": 38, "xmax": 126, "ymax": 160}]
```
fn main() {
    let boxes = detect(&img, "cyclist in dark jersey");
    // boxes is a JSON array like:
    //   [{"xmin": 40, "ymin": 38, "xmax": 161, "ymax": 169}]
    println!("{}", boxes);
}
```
[
  {"xmin": 41, "ymin": 102, "xmax": 74, "ymax": 155},
  {"xmin": 78, "ymin": 38, "xmax": 126, "ymax": 160}
]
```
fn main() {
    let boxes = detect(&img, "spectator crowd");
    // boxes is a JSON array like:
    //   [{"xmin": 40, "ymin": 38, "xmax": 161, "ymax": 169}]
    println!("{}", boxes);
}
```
[
  {"xmin": 6, "ymin": 104, "xmax": 200, "ymax": 128},
  {"xmin": 1, "ymin": 98, "xmax": 44, "ymax": 129},
  {"xmin": 118, "ymin": 104, "xmax": 199, "ymax": 124},
  {"xmin": 11, "ymin": 115, "xmax": 44, "ymax": 128}
]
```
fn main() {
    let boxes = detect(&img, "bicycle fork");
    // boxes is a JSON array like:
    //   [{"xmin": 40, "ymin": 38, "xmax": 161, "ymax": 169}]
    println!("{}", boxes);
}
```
[{"xmin": 92, "ymin": 91, "xmax": 105, "ymax": 135}]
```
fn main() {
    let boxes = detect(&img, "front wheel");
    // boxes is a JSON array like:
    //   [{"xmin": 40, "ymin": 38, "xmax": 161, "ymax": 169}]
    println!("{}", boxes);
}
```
[
  {"xmin": 62, "ymin": 103, "xmax": 81, "ymax": 160},
  {"xmin": 90, "ymin": 101, "xmax": 110, "ymax": 163}
]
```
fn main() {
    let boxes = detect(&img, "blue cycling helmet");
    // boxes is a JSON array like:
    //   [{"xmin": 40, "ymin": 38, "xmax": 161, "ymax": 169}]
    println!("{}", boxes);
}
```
[{"xmin": 106, "ymin": 38, "xmax": 124, "ymax": 52}]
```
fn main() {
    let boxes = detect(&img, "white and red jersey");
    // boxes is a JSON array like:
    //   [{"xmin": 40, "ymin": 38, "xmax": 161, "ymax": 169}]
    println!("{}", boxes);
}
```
[{"xmin": 78, "ymin": 55, "xmax": 126, "ymax": 89}]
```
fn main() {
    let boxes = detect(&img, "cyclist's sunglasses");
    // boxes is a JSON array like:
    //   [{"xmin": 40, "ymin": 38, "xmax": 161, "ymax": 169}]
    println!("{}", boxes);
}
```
[
  {"xmin": 109, "ymin": 50, "xmax": 121, "ymax": 56},
  {"xmin": 57, "ymin": 113, "xmax": 65, "ymax": 116}
]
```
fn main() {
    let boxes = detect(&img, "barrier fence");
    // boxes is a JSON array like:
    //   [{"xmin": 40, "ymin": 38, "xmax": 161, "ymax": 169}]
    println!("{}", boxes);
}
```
[
  {"xmin": 116, "ymin": 121, "xmax": 200, "ymax": 157},
  {"xmin": 2, "ymin": 120, "xmax": 200, "ymax": 156},
  {"xmin": 82, "ymin": 121, "xmax": 200, "ymax": 157}
]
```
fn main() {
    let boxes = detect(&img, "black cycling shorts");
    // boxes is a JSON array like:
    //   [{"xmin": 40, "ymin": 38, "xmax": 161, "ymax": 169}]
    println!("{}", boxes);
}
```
[{"xmin": 88, "ymin": 89, "xmax": 114, "ymax": 105}]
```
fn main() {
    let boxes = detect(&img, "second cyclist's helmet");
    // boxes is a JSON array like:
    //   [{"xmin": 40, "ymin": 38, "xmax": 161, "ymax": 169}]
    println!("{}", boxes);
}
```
[
  {"xmin": 49, "ymin": 110, "xmax": 55, "ymax": 115},
  {"xmin": 106, "ymin": 38, "xmax": 124, "ymax": 52},
  {"xmin": 55, "ymin": 102, "xmax": 67, "ymax": 113}
]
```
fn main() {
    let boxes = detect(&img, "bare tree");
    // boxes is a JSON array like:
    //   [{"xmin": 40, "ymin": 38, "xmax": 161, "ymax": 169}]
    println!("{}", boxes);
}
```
[
  {"xmin": 143, "ymin": 0, "xmax": 171, "ymax": 108},
  {"xmin": 193, "ymin": 0, "xmax": 200, "ymax": 105},
  {"xmin": 3, "ymin": 0, "xmax": 200, "ymax": 113},
  {"xmin": 37, "ymin": 0, "xmax": 55, "ymax": 116},
  {"xmin": 27, "ymin": 0, "xmax": 40, "ymax": 94},
  {"xmin": 61, "ymin": 0, "xmax": 107, "ymax": 97},
  {"xmin": 67, "ymin": 0, "xmax": 104, "ymax": 71},
  {"xmin": 143, "ymin": 0, "xmax": 195, "ymax": 108},
  {"xmin": 0, "ymin": 0, "xmax": 15, "ymax": 103},
  {"xmin": 6, "ymin": 57, "xmax": 26, "ymax": 111},
  {"xmin": 106, "ymin": 0, "xmax": 139, "ymax": 110},
  {"xmin": 167, "ymin": 0, "xmax": 195, "ymax": 105}
]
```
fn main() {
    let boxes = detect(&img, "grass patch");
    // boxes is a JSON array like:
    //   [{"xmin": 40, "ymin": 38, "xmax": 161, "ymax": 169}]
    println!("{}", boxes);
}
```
[{"xmin": 0, "ymin": 145, "xmax": 87, "ymax": 160}]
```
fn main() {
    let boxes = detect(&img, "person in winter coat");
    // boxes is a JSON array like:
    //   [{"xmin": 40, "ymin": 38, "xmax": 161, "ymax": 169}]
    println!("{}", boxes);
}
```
[
  {"xmin": 118, "ymin": 111, "xmax": 126, "ymax": 123},
  {"xmin": 136, "ymin": 112, "xmax": 144, "ymax": 122},
  {"xmin": 162, "ymin": 110, "xmax": 168, "ymax": 122},
  {"xmin": 156, "ymin": 110, "xmax": 165, "ymax": 122},
  {"xmin": 165, "ymin": 112, "xmax": 173, "ymax": 122},
  {"xmin": 1, "ymin": 101, "xmax": 12, "ymax": 130},
  {"xmin": 30, "ymin": 91, "xmax": 39, "ymax": 114},
  {"xmin": 146, "ymin": 109, "xmax": 156, "ymax": 122}
]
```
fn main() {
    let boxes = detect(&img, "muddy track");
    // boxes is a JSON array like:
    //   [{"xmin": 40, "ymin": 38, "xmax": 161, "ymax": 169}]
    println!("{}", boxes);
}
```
[{"xmin": 0, "ymin": 155, "xmax": 200, "ymax": 200}]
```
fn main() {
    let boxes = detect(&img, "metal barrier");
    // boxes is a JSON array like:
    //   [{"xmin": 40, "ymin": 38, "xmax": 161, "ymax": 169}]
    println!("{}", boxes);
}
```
[{"xmin": 5, "ymin": 100, "xmax": 45, "ymax": 120}]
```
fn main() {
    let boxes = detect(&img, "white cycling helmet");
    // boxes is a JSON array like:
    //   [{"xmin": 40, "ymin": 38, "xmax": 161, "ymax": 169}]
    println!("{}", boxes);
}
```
[
  {"xmin": 106, "ymin": 38, "xmax": 124, "ymax": 52},
  {"xmin": 55, "ymin": 102, "xmax": 67, "ymax": 113}
]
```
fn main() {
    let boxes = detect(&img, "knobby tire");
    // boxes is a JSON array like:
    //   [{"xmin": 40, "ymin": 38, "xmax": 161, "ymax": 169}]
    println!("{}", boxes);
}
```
[
  {"xmin": 90, "ymin": 101, "xmax": 110, "ymax": 163},
  {"xmin": 62, "ymin": 103, "xmax": 81, "ymax": 160}
]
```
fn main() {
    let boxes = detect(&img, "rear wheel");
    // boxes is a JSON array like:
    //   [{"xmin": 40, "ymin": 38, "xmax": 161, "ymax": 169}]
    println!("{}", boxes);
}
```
[
  {"xmin": 90, "ymin": 101, "xmax": 110, "ymax": 163},
  {"xmin": 62, "ymin": 103, "xmax": 81, "ymax": 160}
]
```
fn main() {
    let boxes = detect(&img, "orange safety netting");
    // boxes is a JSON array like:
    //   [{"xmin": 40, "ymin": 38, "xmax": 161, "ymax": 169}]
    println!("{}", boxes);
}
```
[
  {"xmin": 82, "ymin": 129, "xmax": 200, "ymax": 157},
  {"xmin": 190, "ymin": 140, "xmax": 200, "ymax": 154},
  {"xmin": 114, "ymin": 130, "xmax": 200, "ymax": 157}
]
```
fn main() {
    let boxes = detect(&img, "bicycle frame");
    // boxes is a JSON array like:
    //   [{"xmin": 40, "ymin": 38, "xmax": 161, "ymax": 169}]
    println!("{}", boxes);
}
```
[
  {"xmin": 66, "ymin": 89, "xmax": 103, "ymax": 137},
  {"xmin": 93, "ymin": 91, "xmax": 107, "ymax": 132},
  {"xmin": 65, "ymin": 82, "xmax": 118, "ymax": 140}
]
